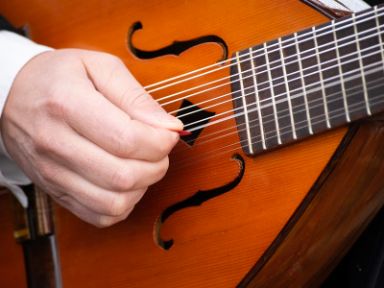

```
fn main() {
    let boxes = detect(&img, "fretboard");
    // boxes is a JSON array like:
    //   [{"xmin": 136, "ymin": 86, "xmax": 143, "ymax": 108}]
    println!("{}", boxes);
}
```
[{"xmin": 230, "ymin": 5, "xmax": 384, "ymax": 155}]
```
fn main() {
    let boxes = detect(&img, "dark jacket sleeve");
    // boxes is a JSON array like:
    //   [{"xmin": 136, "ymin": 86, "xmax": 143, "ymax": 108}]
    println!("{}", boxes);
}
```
[{"xmin": 0, "ymin": 15, "xmax": 24, "ymax": 34}]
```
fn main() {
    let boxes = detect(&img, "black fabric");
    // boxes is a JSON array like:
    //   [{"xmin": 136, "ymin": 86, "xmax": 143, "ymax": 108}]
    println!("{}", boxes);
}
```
[
  {"xmin": 0, "ymin": 15, "xmax": 25, "ymax": 35},
  {"xmin": 323, "ymin": 207, "xmax": 384, "ymax": 288},
  {"xmin": 366, "ymin": 0, "xmax": 384, "ymax": 5},
  {"xmin": 0, "ymin": 15, "xmax": 14, "ymax": 31}
]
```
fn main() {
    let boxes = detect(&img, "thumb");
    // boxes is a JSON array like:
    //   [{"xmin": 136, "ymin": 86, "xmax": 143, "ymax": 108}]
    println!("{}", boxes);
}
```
[{"xmin": 83, "ymin": 51, "xmax": 183, "ymax": 131}]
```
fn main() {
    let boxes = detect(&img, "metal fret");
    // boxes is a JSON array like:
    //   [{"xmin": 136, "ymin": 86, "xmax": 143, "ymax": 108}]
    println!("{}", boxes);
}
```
[
  {"xmin": 333, "ymin": 19, "xmax": 351, "ymax": 122},
  {"xmin": 294, "ymin": 32, "xmax": 313, "ymax": 135},
  {"xmin": 230, "ymin": 5, "xmax": 384, "ymax": 156},
  {"xmin": 278, "ymin": 37, "xmax": 297, "ymax": 140},
  {"xmin": 375, "ymin": 6, "xmax": 384, "ymax": 68},
  {"xmin": 336, "ymin": 15, "xmax": 366, "ymax": 121},
  {"xmin": 264, "ymin": 42, "xmax": 282, "ymax": 145},
  {"xmin": 317, "ymin": 20, "xmax": 346, "ymax": 128},
  {"xmin": 353, "ymin": 13, "xmax": 372, "ymax": 116},
  {"xmin": 357, "ymin": 6, "xmax": 384, "ymax": 116},
  {"xmin": 298, "ymin": 28, "xmax": 327, "ymax": 133},
  {"xmin": 235, "ymin": 51, "xmax": 254, "ymax": 154},
  {"xmin": 313, "ymin": 26, "xmax": 331, "ymax": 128},
  {"xmin": 375, "ymin": 6, "xmax": 384, "ymax": 83},
  {"xmin": 376, "ymin": 7, "xmax": 384, "ymax": 59},
  {"xmin": 249, "ymin": 47, "xmax": 266, "ymax": 150}
]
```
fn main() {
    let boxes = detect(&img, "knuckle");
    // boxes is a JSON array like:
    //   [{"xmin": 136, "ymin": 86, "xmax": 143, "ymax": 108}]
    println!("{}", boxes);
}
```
[
  {"xmin": 110, "ymin": 168, "xmax": 135, "ymax": 191},
  {"xmin": 96, "ymin": 216, "xmax": 117, "ymax": 228},
  {"xmin": 37, "ymin": 161, "xmax": 59, "ymax": 183},
  {"xmin": 96, "ymin": 213, "xmax": 128, "ymax": 228},
  {"xmin": 97, "ymin": 206, "xmax": 132, "ymax": 227},
  {"xmin": 119, "ymin": 85, "xmax": 149, "ymax": 110},
  {"xmin": 155, "ymin": 157, "xmax": 169, "ymax": 181},
  {"xmin": 97, "ymin": 54, "xmax": 126, "ymax": 92},
  {"xmin": 105, "ymin": 54, "xmax": 124, "ymax": 67},
  {"xmin": 104, "ymin": 190, "xmax": 145, "ymax": 218},
  {"xmin": 129, "ymin": 87, "xmax": 149, "ymax": 106},
  {"xmin": 156, "ymin": 142, "xmax": 169, "ymax": 157},
  {"xmin": 44, "ymin": 87, "xmax": 69, "ymax": 118},
  {"xmin": 156, "ymin": 132, "xmax": 178, "ymax": 158},
  {"xmin": 109, "ymin": 195, "xmax": 130, "ymax": 217},
  {"xmin": 38, "ymin": 161, "xmax": 52, "ymax": 179},
  {"xmin": 53, "ymin": 192, "xmax": 70, "ymax": 205},
  {"xmin": 34, "ymin": 130, "xmax": 58, "ymax": 154},
  {"xmin": 171, "ymin": 130, "xmax": 180, "ymax": 145},
  {"xmin": 114, "ymin": 127, "xmax": 137, "ymax": 157}
]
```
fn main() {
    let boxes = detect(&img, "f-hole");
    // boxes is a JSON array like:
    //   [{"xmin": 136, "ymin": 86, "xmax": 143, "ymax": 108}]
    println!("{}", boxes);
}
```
[
  {"xmin": 154, "ymin": 154, "xmax": 245, "ymax": 250},
  {"xmin": 127, "ymin": 21, "xmax": 229, "ymax": 62}
]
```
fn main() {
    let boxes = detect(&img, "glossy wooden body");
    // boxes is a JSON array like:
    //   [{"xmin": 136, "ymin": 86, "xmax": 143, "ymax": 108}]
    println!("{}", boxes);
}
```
[
  {"xmin": 242, "ymin": 116, "xmax": 384, "ymax": 287},
  {"xmin": 0, "ymin": 0, "xmax": 360, "ymax": 287}
]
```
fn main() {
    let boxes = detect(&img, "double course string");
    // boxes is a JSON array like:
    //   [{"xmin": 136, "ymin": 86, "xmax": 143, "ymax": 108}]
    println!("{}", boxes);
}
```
[{"xmin": 137, "ymin": 6, "xmax": 384, "ymax": 167}]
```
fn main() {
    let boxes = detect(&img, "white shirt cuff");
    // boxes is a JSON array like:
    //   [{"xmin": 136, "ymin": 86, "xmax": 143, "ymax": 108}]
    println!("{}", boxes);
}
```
[{"xmin": 0, "ymin": 31, "xmax": 52, "ymax": 207}]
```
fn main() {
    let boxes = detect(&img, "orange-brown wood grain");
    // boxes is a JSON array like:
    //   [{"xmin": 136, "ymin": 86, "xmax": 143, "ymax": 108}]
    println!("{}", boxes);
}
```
[
  {"xmin": 0, "ymin": 1, "xmax": 350, "ymax": 287},
  {"xmin": 241, "ymin": 116, "xmax": 384, "ymax": 287}
]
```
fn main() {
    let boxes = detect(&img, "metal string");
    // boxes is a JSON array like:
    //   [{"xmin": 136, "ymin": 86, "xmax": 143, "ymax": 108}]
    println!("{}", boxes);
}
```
[
  {"xmin": 145, "ymin": 6, "xmax": 382, "ymax": 105},
  {"xmin": 179, "ymin": 76, "xmax": 383, "ymax": 149},
  {"xmin": 154, "ymin": 17, "xmax": 383, "ymax": 130},
  {"xmin": 182, "ymin": 58, "xmax": 383, "ymax": 132},
  {"xmin": 173, "ymin": 63, "xmax": 384, "ymax": 168},
  {"xmin": 185, "ymin": 77, "xmax": 383, "ymax": 152},
  {"xmin": 173, "ymin": 92, "xmax": 384, "ymax": 169},
  {"xmin": 170, "ymin": 41, "xmax": 381, "ymax": 124},
  {"xmin": 157, "ymin": 15, "xmax": 383, "ymax": 110}
]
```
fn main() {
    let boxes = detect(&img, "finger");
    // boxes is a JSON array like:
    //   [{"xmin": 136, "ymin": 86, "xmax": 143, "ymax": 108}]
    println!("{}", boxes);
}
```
[
  {"xmin": 38, "ymin": 160, "xmax": 147, "ymax": 217},
  {"xmin": 37, "ymin": 121, "xmax": 170, "ymax": 191},
  {"xmin": 60, "ymin": 80, "xmax": 179, "ymax": 160},
  {"xmin": 81, "ymin": 51, "xmax": 183, "ymax": 131},
  {"xmin": 53, "ymin": 192, "xmax": 133, "ymax": 227}
]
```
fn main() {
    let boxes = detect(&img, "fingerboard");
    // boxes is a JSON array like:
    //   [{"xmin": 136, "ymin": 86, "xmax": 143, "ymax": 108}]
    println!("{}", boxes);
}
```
[{"xmin": 230, "ymin": 5, "xmax": 384, "ymax": 156}]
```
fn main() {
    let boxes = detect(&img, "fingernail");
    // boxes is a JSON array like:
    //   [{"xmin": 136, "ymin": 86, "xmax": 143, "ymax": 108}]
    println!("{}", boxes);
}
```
[{"xmin": 177, "ymin": 130, "xmax": 191, "ymax": 136}]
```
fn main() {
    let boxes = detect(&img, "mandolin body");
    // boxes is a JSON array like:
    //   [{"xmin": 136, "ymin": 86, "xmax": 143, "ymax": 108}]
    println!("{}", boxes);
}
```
[{"xmin": 0, "ymin": 1, "xmax": 383, "ymax": 287}]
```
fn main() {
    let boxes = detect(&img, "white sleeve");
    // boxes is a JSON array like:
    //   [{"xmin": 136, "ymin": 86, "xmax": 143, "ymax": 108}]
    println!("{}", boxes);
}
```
[{"xmin": 0, "ymin": 31, "xmax": 52, "ymax": 207}]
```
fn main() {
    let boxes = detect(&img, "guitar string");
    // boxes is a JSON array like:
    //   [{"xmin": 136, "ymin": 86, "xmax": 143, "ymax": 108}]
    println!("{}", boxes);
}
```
[
  {"xmin": 179, "ymin": 76, "xmax": 383, "ymax": 149},
  {"xmin": 156, "ymin": 14, "xmax": 383, "ymax": 109},
  {"xmin": 184, "ymin": 75, "xmax": 383, "ymax": 152},
  {"xmin": 166, "ymin": 26, "xmax": 382, "ymax": 117},
  {"xmin": 168, "ymin": 40, "xmax": 381, "ymax": 123},
  {"xmin": 138, "ymin": 11, "xmax": 384, "ymax": 143},
  {"xmin": 174, "ymin": 72, "xmax": 383, "ymax": 157},
  {"xmin": 181, "ymin": 56, "xmax": 383, "ymax": 132},
  {"xmin": 179, "ymin": 46, "xmax": 381, "ymax": 132},
  {"xmin": 145, "ymin": 6, "xmax": 381, "ymax": 94},
  {"xmin": 177, "ymin": 63, "xmax": 382, "ymax": 156},
  {"xmin": 146, "ymin": 7, "xmax": 382, "ymax": 109},
  {"xmin": 172, "ymin": 93, "xmax": 384, "ymax": 169},
  {"xmin": 156, "ymin": 21, "xmax": 383, "ymax": 129},
  {"xmin": 168, "ymin": 61, "xmax": 383, "ymax": 165},
  {"xmin": 172, "ymin": 62, "xmax": 382, "ymax": 165}
]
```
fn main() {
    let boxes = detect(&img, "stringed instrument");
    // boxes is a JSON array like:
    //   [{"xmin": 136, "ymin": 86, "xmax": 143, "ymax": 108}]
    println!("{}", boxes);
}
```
[{"xmin": 0, "ymin": 0, "xmax": 384, "ymax": 287}]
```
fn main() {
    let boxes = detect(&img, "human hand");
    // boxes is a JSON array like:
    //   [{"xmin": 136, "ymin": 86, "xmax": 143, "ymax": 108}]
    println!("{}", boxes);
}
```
[{"xmin": 1, "ymin": 49, "xmax": 183, "ymax": 227}]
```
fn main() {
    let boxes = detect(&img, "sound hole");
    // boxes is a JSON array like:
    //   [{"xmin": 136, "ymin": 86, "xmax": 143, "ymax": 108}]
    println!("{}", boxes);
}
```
[{"xmin": 177, "ymin": 99, "xmax": 215, "ymax": 146}]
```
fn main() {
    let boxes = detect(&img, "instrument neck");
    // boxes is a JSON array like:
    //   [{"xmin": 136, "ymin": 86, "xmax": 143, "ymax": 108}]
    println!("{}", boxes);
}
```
[{"xmin": 230, "ymin": 5, "xmax": 384, "ymax": 155}]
